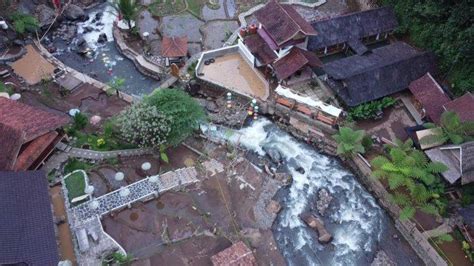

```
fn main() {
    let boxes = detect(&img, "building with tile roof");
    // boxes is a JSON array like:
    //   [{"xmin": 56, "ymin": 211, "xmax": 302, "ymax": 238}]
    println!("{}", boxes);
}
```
[
  {"xmin": 0, "ymin": 97, "xmax": 69, "ymax": 170},
  {"xmin": 408, "ymin": 72, "xmax": 451, "ymax": 123},
  {"xmin": 443, "ymin": 92, "xmax": 474, "ymax": 122},
  {"xmin": 308, "ymin": 7, "xmax": 398, "ymax": 55},
  {"xmin": 0, "ymin": 170, "xmax": 60, "ymax": 265},
  {"xmin": 324, "ymin": 42, "xmax": 437, "ymax": 106},
  {"xmin": 210, "ymin": 241, "xmax": 257, "ymax": 266},
  {"xmin": 161, "ymin": 36, "xmax": 188, "ymax": 66}
]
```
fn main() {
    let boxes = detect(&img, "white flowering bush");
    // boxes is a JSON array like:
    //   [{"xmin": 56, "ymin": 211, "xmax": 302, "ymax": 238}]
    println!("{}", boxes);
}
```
[{"xmin": 117, "ymin": 103, "xmax": 172, "ymax": 148}]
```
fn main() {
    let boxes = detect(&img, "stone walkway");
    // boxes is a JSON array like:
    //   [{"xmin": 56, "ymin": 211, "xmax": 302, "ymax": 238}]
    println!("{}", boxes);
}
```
[
  {"xmin": 68, "ymin": 147, "xmax": 155, "ymax": 160},
  {"xmin": 70, "ymin": 167, "xmax": 198, "ymax": 226}
]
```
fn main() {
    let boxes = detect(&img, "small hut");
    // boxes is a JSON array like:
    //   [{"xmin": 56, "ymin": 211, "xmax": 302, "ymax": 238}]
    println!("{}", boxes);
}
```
[{"xmin": 161, "ymin": 36, "xmax": 188, "ymax": 67}]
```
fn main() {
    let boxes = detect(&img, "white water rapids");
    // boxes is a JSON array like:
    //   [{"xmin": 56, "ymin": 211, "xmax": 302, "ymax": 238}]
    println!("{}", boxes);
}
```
[{"xmin": 204, "ymin": 119, "xmax": 420, "ymax": 265}]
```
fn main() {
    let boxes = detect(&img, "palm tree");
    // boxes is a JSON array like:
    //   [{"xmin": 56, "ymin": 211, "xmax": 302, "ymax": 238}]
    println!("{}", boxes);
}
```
[
  {"xmin": 112, "ymin": 0, "xmax": 138, "ymax": 30},
  {"xmin": 421, "ymin": 111, "xmax": 474, "ymax": 145},
  {"xmin": 332, "ymin": 127, "xmax": 366, "ymax": 157},
  {"xmin": 371, "ymin": 139, "xmax": 448, "ymax": 220}
]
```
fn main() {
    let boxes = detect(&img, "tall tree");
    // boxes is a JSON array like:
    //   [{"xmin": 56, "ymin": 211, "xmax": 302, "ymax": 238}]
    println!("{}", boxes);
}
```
[
  {"xmin": 421, "ymin": 111, "xmax": 474, "ymax": 145},
  {"xmin": 112, "ymin": 0, "xmax": 138, "ymax": 30},
  {"xmin": 145, "ymin": 88, "xmax": 206, "ymax": 145},
  {"xmin": 371, "ymin": 139, "xmax": 448, "ymax": 220}
]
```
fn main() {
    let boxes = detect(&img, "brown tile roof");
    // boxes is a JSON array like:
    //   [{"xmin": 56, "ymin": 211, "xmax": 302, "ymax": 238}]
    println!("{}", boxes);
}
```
[
  {"xmin": 272, "ymin": 47, "xmax": 322, "ymax": 80},
  {"xmin": 254, "ymin": 0, "xmax": 316, "ymax": 46},
  {"xmin": 14, "ymin": 131, "xmax": 59, "ymax": 171},
  {"xmin": 161, "ymin": 36, "xmax": 188, "ymax": 58},
  {"xmin": 244, "ymin": 33, "xmax": 277, "ymax": 65},
  {"xmin": 211, "ymin": 241, "xmax": 257, "ymax": 266},
  {"xmin": 443, "ymin": 92, "xmax": 474, "ymax": 122},
  {"xmin": 0, "ymin": 98, "xmax": 69, "ymax": 170},
  {"xmin": 409, "ymin": 72, "xmax": 451, "ymax": 123}
]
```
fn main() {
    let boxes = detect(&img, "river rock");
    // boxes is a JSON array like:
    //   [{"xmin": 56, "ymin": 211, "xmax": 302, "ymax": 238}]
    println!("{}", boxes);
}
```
[
  {"xmin": 83, "ymin": 26, "xmax": 94, "ymax": 33},
  {"xmin": 295, "ymin": 166, "xmax": 305, "ymax": 174},
  {"xmin": 300, "ymin": 212, "xmax": 332, "ymax": 244},
  {"xmin": 205, "ymin": 100, "xmax": 219, "ymax": 113},
  {"xmin": 35, "ymin": 4, "xmax": 56, "ymax": 28},
  {"xmin": 64, "ymin": 4, "xmax": 87, "ymax": 21},
  {"xmin": 316, "ymin": 188, "xmax": 333, "ymax": 216},
  {"xmin": 266, "ymin": 200, "xmax": 281, "ymax": 214},
  {"xmin": 262, "ymin": 144, "xmax": 282, "ymax": 164},
  {"xmin": 371, "ymin": 250, "xmax": 395, "ymax": 266},
  {"xmin": 97, "ymin": 33, "xmax": 108, "ymax": 43},
  {"xmin": 95, "ymin": 12, "xmax": 103, "ymax": 20}
]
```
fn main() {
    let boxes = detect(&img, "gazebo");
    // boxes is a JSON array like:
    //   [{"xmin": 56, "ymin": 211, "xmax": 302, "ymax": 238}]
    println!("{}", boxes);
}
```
[{"xmin": 161, "ymin": 36, "xmax": 188, "ymax": 67}]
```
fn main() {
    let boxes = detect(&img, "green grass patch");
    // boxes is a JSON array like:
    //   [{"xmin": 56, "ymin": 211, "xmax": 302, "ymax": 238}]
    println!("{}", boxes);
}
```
[
  {"xmin": 187, "ymin": 0, "xmax": 206, "ymax": 18},
  {"xmin": 64, "ymin": 171, "xmax": 87, "ymax": 204},
  {"xmin": 64, "ymin": 159, "xmax": 93, "ymax": 174},
  {"xmin": 149, "ymin": 0, "xmax": 186, "ymax": 16}
]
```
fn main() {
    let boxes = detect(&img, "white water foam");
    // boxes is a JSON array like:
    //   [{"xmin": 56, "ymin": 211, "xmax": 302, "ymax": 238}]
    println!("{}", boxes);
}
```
[
  {"xmin": 209, "ymin": 119, "xmax": 385, "ymax": 265},
  {"xmin": 77, "ymin": 2, "xmax": 116, "ymax": 50}
]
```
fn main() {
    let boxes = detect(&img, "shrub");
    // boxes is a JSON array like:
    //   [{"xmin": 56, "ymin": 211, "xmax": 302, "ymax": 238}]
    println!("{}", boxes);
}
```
[
  {"xmin": 145, "ymin": 89, "xmax": 206, "ymax": 145},
  {"xmin": 117, "ymin": 103, "xmax": 172, "ymax": 148},
  {"xmin": 64, "ymin": 159, "xmax": 93, "ymax": 174},
  {"xmin": 348, "ymin": 97, "xmax": 397, "ymax": 121},
  {"xmin": 72, "ymin": 112, "xmax": 88, "ymax": 131},
  {"xmin": 9, "ymin": 12, "xmax": 39, "ymax": 35}
]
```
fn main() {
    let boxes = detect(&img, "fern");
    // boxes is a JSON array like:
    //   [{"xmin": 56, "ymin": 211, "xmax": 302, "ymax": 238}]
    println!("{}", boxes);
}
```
[{"xmin": 400, "ymin": 206, "xmax": 416, "ymax": 220}]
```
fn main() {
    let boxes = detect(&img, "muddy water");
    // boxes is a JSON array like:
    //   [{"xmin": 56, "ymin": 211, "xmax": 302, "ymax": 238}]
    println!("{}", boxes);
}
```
[
  {"xmin": 50, "ymin": 186, "xmax": 76, "ymax": 264},
  {"xmin": 202, "ymin": 53, "xmax": 268, "ymax": 100}
]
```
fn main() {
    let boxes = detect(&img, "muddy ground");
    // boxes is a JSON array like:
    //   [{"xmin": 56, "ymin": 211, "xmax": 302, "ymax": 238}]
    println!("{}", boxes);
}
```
[{"xmin": 102, "ymin": 138, "xmax": 286, "ymax": 265}]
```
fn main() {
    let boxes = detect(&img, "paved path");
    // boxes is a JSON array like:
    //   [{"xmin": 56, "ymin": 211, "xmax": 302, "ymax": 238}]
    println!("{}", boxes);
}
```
[
  {"xmin": 400, "ymin": 95, "xmax": 423, "ymax": 125},
  {"xmin": 68, "ymin": 147, "xmax": 155, "ymax": 160},
  {"xmin": 70, "ymin": 167, "xmax": 198, "ymax": 225},
  {"xmin": 422, "ymin": 221, "xmax": 453, "ymax": 238}
]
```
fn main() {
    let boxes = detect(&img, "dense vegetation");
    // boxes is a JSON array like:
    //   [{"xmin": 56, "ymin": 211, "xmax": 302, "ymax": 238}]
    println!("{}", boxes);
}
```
[
  {"xmin": 421, "ymin": 111, "xmax": 474, "ymax": 145},
  {"xmin": 372, "ymin": 139, "xmax": 448, "ymax": 220},
  {"xmin": 348, "ymin": 97, "xmax": 397, "ymax": 121},
  {"xmin": 380, "ymin": 0, "xmax": 473, "ymax": 96},
  {"xmin": 9, "ymin": 12, "xmax": 39, "ymax": 35},
  {"xmin": 145, "ymin": 88, "xmax": 206, "ymax": 145}
]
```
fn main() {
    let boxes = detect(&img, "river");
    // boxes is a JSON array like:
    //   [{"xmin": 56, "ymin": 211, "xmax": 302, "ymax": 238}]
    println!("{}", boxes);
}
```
[
  {"xmin": 206, "ymin": 119, "xmax": 422, "ymax": 265},
  {"xmin": 46, "ymin": 2, "xmax": 160, "ymax": 96}
]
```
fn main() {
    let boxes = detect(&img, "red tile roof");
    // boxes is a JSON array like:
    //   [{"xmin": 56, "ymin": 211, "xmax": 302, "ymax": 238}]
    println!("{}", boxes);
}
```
[
  {"xmin": 272, "ymin": 47, "xmax": 322, "ymax": 80},
  {"xmin": 211, "ymin": 241, "xmax": 257, "ymax": 266},
  {"xmin": 0, "ymin": 98, "xmax": 69, "ymax": 170},
  {"xmin": 14, "ymin": 131, "xmax": 59, "ymax": 171},
  {"xmin": 254, "ymin": 0, "xmax": 317, "ymax": 46},
  {"xmin": 244, "ymin": 33, "xmax": 277, "ymax": 65},
  {"xmin": 408, "ymin": 72, "xmax": 451, "ymax": 123},
  {"xmin": 443, "ymin": 92, "xmax": 474, "ymax": 122},
  {"xmin": 161, "ymin": 36, "xmax": 188, "ymax": 58}
]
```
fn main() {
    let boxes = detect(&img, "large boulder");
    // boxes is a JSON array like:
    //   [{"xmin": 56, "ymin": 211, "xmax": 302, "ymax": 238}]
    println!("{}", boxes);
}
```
[
  {"xmin": 35, "ymin": 4, "xmax": 56, "ymax": 28},
  {"xmin": 316, "ymin": 188, "xmax": 333, "ymax": 216},
  {"xmin": 97, "ymin": 33, "xmax": 108, "ymax": 44},
  {"xmin": 300, "ymin": 212, "xmax": 332, "ymax": 244},
  {"xmin": 64, "ymin": 4, "xmax": 87, "ymax": 21},
  {"xmin": 262, "ymin": 144, "xmax": 282, "ymax": 164},
  {"xmin": 371, "ymin": 251, "xmax": 395, "ymax": 266}
]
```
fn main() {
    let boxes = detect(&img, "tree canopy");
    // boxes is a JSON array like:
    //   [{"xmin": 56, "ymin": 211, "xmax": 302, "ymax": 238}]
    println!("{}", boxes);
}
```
[
  {"xmin": 371, "ymin": 139, "xmax": 448, "ymax": 220},
  {"xmin": 332, "ymin": 127, "xmax": 366, "ymax": 157},
  {"xmin": 145, "ymin": 88, "xmax": 206, "ymax": 146},
  {"xmin": 380, "ymin": 0, "xmax": 473, "ymax": 96}
]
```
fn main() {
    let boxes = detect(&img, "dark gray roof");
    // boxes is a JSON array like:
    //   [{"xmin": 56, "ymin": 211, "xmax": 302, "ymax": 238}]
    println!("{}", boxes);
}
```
[
  {"xmin": 324, "ymin": 42, "xmax": 437, "ymax": 106},
  {"xmin": 0, "ymin": 171, "xmax": 59, "ymax": 265},
  {"xmin": 307, "ymin": 6, "xmax": 398, "ymax": 51},
  {"xmin": 347, "ymin": 39, "xmax": 369, "ymax": 55},
  {"xmin": 460, "ymin": 204, "xmax": 474, "ymax": 228},
  {"xmin": 462, "ymin": 142, "xmax": 474, "ymax": 184}
]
